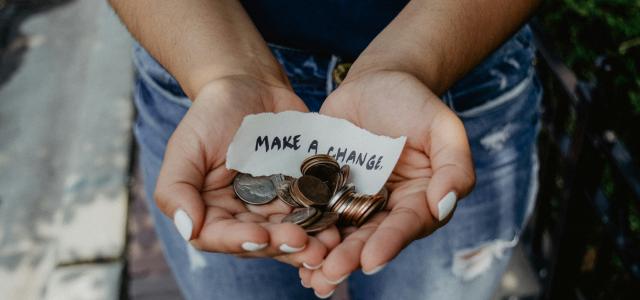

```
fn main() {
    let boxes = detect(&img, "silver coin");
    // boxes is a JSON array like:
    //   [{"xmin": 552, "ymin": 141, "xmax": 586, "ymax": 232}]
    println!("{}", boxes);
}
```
[
  {"xmin": 328, "ymin": 183, "xmax": 355, "ymax": 210},
  {"xmin": 270, "ymin": 174, "xmax": 294, "ymax": 190},
  {"xmin": 281, "ymin": 207, "xmax": 319, "ymax": 225},
  {"xmin": 233, "ymin": 173, "xmax": 277, "ymax": 205}
]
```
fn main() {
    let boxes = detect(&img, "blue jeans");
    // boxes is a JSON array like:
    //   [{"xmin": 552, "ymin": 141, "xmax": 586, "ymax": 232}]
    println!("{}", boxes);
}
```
[{"xmin": 132, "ymin": 25, "xmax": 541, "ymax": 300}]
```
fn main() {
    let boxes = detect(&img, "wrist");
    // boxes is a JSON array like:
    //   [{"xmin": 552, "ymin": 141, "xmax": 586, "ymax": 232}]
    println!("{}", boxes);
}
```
[
  {"xmin": 344, "ymin": 52, "xmax": 447, "ymax": 95},
  {"xmin": 187, "ymin": 63, "xmax": 290, "ymax": 101}
]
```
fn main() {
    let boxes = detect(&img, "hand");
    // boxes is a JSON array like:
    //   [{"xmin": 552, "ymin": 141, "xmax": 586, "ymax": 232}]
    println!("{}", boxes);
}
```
[
  {"xmin": 154, "ymin": 76, "xmax": 341, "ymax": 267},
  {"xmin": 299, "ymin": 71, "xmax": 475, "ymax": 295}
]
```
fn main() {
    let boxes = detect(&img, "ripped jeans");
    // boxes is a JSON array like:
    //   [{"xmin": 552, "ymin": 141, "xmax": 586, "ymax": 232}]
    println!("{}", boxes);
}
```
[{"xmin": 132, "ymin": 25, "xmax": 541, "ymax": 300}]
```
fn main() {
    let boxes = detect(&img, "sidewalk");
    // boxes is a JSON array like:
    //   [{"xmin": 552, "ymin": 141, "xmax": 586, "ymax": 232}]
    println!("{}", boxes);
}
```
[{"xmin": 0, "ymin": 0, "xmax": 132, "ymax": 299}]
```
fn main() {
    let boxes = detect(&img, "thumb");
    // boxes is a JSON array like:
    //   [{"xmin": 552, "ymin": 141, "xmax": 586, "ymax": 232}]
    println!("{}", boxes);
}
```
[
  {"xmin": 154, "ymin": 132, "xmax": 208, "ymax": 241},
  {"xmin": 425, "ymin": 111, "xmax": 476, "ymax": 222}
]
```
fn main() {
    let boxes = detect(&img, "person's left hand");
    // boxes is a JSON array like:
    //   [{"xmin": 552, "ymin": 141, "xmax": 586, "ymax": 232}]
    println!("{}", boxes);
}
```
[{"xmin": 298, "ymin": 70, "xmax": 476, "ymax": 297}]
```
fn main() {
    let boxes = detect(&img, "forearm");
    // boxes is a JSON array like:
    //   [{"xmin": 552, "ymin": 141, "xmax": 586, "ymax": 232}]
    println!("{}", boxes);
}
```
[
  {"xmin": 108, "ymin": 0, "xmax": 287, "ymax": 99},
  {"xmin": 347, "ymin": 0, "xmax": 540, "ymax": 95}
]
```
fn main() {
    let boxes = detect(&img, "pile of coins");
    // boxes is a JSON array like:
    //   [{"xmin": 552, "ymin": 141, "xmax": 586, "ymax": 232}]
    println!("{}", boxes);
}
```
[{"xmin": 233, "ymin": 154, "xmax": 388, "ymax": 233}]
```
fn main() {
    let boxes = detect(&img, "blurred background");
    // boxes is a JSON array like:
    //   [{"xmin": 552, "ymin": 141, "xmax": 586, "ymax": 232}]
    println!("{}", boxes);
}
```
[{"xmin": 0, "ymin": 0, "xmax": 638, "ymax": 299}]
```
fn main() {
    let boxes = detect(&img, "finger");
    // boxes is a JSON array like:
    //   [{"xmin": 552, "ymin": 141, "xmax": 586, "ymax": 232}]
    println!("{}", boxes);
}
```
[
  {"xmin": 299, "ymin": 267, "xmax": 313, "ymax": 288},
  {"xmin": 262, "ymin": 222, "xmax": 308, "ymax": 254},
  {"xmin": 264, "ymin": 216, "xmax": 340, "ymax": 257},
  {"xmin": 192, "ymin": 206, "xmax": 270, "ymax": 253},
  {"xmin": 246, "ymin": 198, "xmax": 292, "ymax": 216},
  {"xmin": 360, "ymin": 196, "xmax": 433, "ymax": 273},
  {"xmin": 154, "ymin": 132, "xmax": 208, "ymax": 241},
  {"xmin": 427, "ymin": 110, "xmax": 475, "ymax": 221},
  {"xmin": 274, "ymin": 237, "xmax": 326, "ymax": 269},
  {"xmin": 319, "ymin": 214, "xmax": 384, "ymax": 283},
  {"xmin": 234, "ymin": 211, "xmax": 268, "ymax": 223},
  {"xmin": 309, "ymin": 268, "xmax": 338, "ymax": 299},
  {"xmin": 339, "ymin": 226, "xmax": 358, "ymax": 238},
  {"xmin": 314, "ymin": 225, "xmax": 341, "ymax": 250}
]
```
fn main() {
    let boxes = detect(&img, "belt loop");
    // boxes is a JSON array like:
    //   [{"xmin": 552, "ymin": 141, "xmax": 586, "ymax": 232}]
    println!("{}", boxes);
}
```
[{"xmin": 326, "ymin": 55, "xmax": 339, "ymax": 95}]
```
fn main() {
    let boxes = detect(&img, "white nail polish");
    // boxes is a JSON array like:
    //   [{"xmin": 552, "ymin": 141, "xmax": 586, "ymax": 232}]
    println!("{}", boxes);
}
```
[
  {"xmin": 438, "ymin": 191, "xmax": 457, "ymax": 221},
  {"xmin": 174, "ymin": 209, "xmax": 193, "ymax": 241},
  {"xmin": 303, "ymin": 261, "xmax": 322, "ymax": 270},
  {"xmin": 314, "ymin": 289, "xmax": 335, "ymax": 299},
  {"xmin": 363, "ymin": 263, "xmax": 387, "ymax": 275},
  {"xmin": 241, "ymin": 242, "xmax": 268, "ymax": 252},
  {"xmin": 279, "ymin": 243, "xmax": 305, "ymax": 253},
  {"xmin": 300, "ymin": 279, "xmax": 310, "ymax": 288},
  {"xmin": 325, "ymin": 274, "xmax": 348, "ymax": 285}
]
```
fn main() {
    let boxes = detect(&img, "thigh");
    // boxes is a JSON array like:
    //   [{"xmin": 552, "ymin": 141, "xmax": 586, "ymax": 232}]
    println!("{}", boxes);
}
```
[
  {"xmin": 132, "ymin": 44, "xmax": 315, "ymax": 300},
  {"xmin": 349, "ymin": 26, "xmax": 542, "ymax": 300}
]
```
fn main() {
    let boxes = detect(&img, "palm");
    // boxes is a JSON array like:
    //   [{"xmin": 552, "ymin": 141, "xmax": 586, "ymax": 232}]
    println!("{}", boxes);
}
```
[
  {"xmin": 155, "ymin": 77, "xmax": 339, "ymax": 259},
  {"xmin": 300, "ymin": 71, "xmax": 475, "ymax": 292},
  {"xmin": 188, "ymin": 79, "xmax": 306, "ymax": 218}
]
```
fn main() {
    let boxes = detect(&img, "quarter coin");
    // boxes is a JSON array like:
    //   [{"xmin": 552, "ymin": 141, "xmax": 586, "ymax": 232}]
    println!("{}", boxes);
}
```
[{"xmin": 233, "ymin": 173, "xmax": 277, "ymax": 205}]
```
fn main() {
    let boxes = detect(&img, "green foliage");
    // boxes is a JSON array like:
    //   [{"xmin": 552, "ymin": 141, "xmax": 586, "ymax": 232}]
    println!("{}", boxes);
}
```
[
  {"xmin": 539, "ymin": 0, "xmax": 640, "ymax": 154},
  {"xmin": 539, "ymin": 0, "xmax": 640, "ymax": 106}
]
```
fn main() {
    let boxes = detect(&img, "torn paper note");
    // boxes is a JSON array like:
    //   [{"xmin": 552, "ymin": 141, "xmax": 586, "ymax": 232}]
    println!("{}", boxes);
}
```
[{"xmin": 226, "ymin": 111, "xmax": 406, "ymax": 194}]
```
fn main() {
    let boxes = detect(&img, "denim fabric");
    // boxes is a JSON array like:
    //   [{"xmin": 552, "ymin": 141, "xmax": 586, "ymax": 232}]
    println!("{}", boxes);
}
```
[{"xmin": 132, "ymin": 25, "xmax": 541, "ymax": 300}]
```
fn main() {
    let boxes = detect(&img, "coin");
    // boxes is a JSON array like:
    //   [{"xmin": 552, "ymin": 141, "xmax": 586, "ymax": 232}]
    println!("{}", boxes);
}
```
[
  {"xmin": 341, "ymin": 193, "xmax": 365, "ymax": 225},
  {"xmin": 270, "ymin": 174, "xmax": 294, "ymax": 190},
  {"xmin": 295, "ymin": 175, "xmax": 331, "ymax": 206},
  {"xmin": 282, "ymin": 207, "xmax": 320, "ymax": 226},
  {"xmin": 236, "ymin": 154, "xmax": 389, "ymax": 230},
  {"xmin": 340, "ymin": 164, "xmax": 350, "ymax": 181},
  {"xmin": 304, "ymin": 212, "xmax": 339, "ymax": 233},
  {"xmin": 306, "ymin": 163, "xmax": 339, "ymax": 183},
  {"xmin": 233, "ymin": 173, "xmax": 277, "ymax": 205},
  {"xmin": 354, "ymin": 194, "xmax": 384, "ymax": 226},
  {"xmin": 328, "ymin": 184, "xmax": 355, "ymax": 211},
  {"xmin": 300, "ymin": 154, "xmax": 339, "ymax": 172},
  {"xmin": 276, "ymin": 181, "xmax": 303, "ymax": 208},
  {"xmin": 301, "ymin": 154, "xmax": 340, "ymax": 186}
]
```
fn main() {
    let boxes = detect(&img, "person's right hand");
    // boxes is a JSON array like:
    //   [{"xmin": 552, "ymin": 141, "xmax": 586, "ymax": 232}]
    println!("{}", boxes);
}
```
[{"xmin": 154, "ymin": 76, "xmax": 341, "ymax": 268}]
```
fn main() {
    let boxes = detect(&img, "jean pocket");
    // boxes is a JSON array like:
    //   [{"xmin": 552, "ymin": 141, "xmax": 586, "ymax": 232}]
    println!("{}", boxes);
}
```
[
  {"xmin": 132, "ymin": 44, "xmax": 192, "ymax": 109},
  {"xmin": 445, "ymin": 26, "xmax": 535, "ymax": 116},
  {"xmin": 448, "ymin": 71, "xmax": 536, "ymax": 118}
]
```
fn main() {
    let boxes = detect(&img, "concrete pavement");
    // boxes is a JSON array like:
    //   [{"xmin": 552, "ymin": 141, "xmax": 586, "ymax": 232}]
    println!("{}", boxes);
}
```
[{"xmin": 0, "ymin": 0, "xmax": 132, "ymax": 299}]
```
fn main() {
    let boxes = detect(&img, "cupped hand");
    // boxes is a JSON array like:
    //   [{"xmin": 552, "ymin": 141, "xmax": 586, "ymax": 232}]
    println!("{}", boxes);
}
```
[
  {"xmin": 300, "ymin": 71, "xmax": 476, "ymax": 295},
  {"xmin": 154, "ymin": 76, "xmax": 341, "ymax": 267}
]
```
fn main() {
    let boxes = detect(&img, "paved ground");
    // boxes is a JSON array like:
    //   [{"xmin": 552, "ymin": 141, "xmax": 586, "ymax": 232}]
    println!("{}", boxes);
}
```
[
  {"xmin": 0, "ymin": 1, "xmax": 541, "ymax": 299},
  {"xmin": 127, "ymin": 157, "xmax": 182, "ymax": 300},
  {"xmin": 0, "ymin": 0, "xmax": 132, "ymax": 299}
]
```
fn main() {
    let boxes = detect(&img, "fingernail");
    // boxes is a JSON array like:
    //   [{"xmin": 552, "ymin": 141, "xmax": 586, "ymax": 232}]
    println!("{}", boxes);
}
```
[
  {"xmin": 279, "ymin": 243, "xmax": 305, "ymax": 253},
  {"xmin": 363, "ymin": 263, "xmax": 387, "ymax": 275},
  {"xmin": 174, "ymin": 209, "xmax": 193, "ymax": 241},
  {"xmin": 438, "ymin": 191, "xmax": 457, "ymax": 221},
  {"xmin": 325, "ymin": 274, "xmax": 348, "ymax": 285},
  {"xmin": 301, "ymin": 279, "xmax": 310, "ymax": 288},
  {"xmin": 241, "ymin": 242, "xmax": 268, "ymax": 252},
  {"xmin": 314, "ymin": 289, "xmax": 335, "ymax": 299},
  {"xmin": 303, "ymin": 261, "xmax": 323, "ymax": 270}
]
